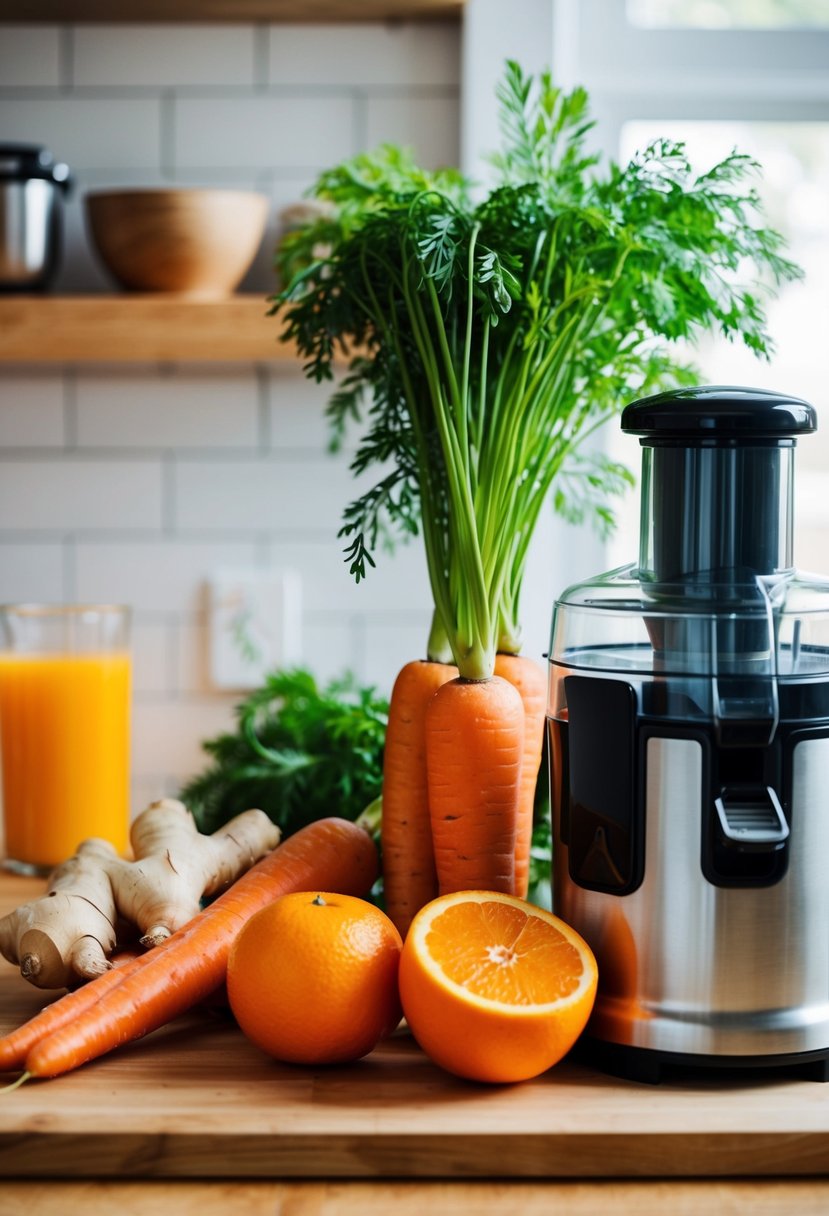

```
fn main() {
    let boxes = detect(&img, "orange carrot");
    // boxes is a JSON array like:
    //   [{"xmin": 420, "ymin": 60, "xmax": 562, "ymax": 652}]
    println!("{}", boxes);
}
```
[
  {"xmin": 382, "ymin": 658, "xmax": 457, "ymax": 938},
  {"xmin": 426, "ymin": 675, "xmax": 524, "ymax": 895},
  {"xmin": 6, "ymin": 817, "xmax": 376, "ymax": 1079},
  {"xmin": 1, "ymin": 945, "xmax": 150, "ymax": 1071},
  {"xmin": 64, "ymin": 945, "xmax": 143, "ymax": 991},
  {"xmin": 0, "ymin": 953, "xmax": 134, "ymax": 1072},
  {"xmin": 494, "ymin": 653, "xmax": 547, "ymax": 899}
]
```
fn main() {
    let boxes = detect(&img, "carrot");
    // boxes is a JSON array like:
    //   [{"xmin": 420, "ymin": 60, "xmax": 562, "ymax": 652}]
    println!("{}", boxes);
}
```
[
  {"xmin": 64, "ymin": 944, "xmax": 144, "ymax": 991},
  {"xmin": 0, "ymin": 954, "xmax": 133, "ymax": 1073},
  {"xmin": 0, "ymin": 944, "xmax": 151, "ymax": 1072},
  {"xmin": 5, "ymin": 817, "xmax": 376, "ymax": 1079},
  {"xmin": 426, "ymin": 675, "xmax": 524, "ymax": 895},
  {"xmin": 493, "ymin": 653, "xmax": 547, "ymax": 899},
  {"xmin": 381, "ymin": 658, "xmax": 457, "ymax": 938}
]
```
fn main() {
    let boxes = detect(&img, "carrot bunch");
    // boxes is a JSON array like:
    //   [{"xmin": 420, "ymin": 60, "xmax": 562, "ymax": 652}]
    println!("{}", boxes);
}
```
[
  {"xmin": 380, "ymin": 650, "xmax": 546, "ymax": 937},
  {"xmin": 276, "ymin": 61, "xmax": 799, "ymax": 937},
  {"xmin": 277, "ymin": 75, "xmax": 568, "ymax": 936}
]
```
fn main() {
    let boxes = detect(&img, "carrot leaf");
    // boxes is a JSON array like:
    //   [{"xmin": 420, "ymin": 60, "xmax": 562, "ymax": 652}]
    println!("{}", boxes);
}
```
[{"xmin": 273, "ymin": 61, "xmax": 801, "ymax": 678}]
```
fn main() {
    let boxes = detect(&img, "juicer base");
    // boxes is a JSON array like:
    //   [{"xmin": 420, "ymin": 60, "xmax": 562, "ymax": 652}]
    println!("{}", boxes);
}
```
[{"xmin": 576, "ymin": 1038, "xmax": 829, "ymax": 1085}]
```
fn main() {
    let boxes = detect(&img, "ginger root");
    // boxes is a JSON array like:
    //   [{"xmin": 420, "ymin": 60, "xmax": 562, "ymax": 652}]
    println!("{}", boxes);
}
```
[
  {"xmin": 110, "ymin": 799, "xmax": 282, "ymax": 948},
  {"xmin": 0, "ymin": 799, "xmax": 281, "ymax": 990},
  {"xmin": 0, "ymin": 838, "xmax": 119, "ymax": 988}
]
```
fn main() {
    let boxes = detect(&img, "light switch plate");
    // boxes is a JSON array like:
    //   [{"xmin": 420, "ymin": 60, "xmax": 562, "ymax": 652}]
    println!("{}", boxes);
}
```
[{"xmin": 208, "ymin": 567, "xmax": 302, "ymax": 690}]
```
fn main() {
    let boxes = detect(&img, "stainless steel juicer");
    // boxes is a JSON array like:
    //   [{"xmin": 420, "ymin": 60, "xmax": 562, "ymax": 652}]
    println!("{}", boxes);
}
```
[{"xmin": 548, "ymin": 385, "xmax": 829, "ymax": 1082}]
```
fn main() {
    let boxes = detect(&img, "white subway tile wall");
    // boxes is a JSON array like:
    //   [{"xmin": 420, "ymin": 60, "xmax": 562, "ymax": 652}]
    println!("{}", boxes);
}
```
[
  {"xmin": 130, "ymin": 620, "xmax": 176, "ymax": 696},
  {"xmin": 0, "ymin": 21, "xmax": 461, "ymax": 811},
  {"xmin": 267, "ymin": 25, "xmax": 460, "ymax": 87},
  {"xmin": 74, "ymin": 369, "xmax": 261, "ymax": 449},
  {"xmin": 174, "ymin": 96, "xmax": 357, "ymax": 172},
  {"xmin": 75, "ymin": 539, "xmax": 261, "ymax": 614},
  {"xmin": 72, "ymin": 25, "xmax": 257, "ymax": 88},
  {"xmin": 0, "ymin": 99, "xmax": 165, "ymax": 171},
  {"xmin": 0, "ymin": 458, "xmax": 164, "ymax": 531},
  {"xmin": 365, "ymin": 95, "xmax": 461, "ymax": 167},
  {"xmin": 0, "ymin": 25, "xmax": 61, "ymax": 89},
  {"xmin": 0, "ymin": 374, "xmax": 65, "ymax": 446},
  {"xmin": 174, "ymin": 456, "xmax": 359, "ymax": 532},
  {"xmin": 0, "ymin": 543, "xmax": 65, "ymax": 603},
  {"xmin": 131, "ymin": 699, "xmax": 246, "ymax": 784}
]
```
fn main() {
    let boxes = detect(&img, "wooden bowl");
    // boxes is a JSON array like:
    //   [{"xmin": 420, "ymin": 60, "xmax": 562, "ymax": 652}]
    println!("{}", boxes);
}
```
[{"xmin": 85, "ymin": 189, "xmax": 269, "ymax": 297}]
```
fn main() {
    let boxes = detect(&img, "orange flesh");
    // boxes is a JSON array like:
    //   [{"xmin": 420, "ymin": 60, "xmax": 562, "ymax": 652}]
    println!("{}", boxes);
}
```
[{"xmin": 424, "ymin": 901, "xmax": 584, "ymax": 1006}]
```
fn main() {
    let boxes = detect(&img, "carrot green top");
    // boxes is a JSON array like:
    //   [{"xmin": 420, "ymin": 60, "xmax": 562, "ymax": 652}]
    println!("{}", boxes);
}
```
[{"xmin": 275, "ymin": 62, "xmax": 800, "ymax": 680}]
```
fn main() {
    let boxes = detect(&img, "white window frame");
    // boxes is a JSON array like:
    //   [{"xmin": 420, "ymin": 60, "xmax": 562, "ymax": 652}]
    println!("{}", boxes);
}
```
[
  {"xmin": 463, "ymin": 0, "xmax": 829, "ymax": 167},
  {"xmin": 566, "ymin": 0, "xmax": 829, "ymax": 156}
]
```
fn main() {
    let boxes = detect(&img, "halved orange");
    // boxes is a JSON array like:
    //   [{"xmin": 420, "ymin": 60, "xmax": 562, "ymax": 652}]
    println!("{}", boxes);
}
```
[{"xmin": 399, "ymin": 891, "xmax": 598, "ymax": 1083}]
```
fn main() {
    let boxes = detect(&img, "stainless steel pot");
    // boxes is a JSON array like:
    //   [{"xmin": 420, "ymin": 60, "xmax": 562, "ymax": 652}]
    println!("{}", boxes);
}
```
[{"xmin": 0, "ymin": 144, "xmax": 71, "ymax": 291}]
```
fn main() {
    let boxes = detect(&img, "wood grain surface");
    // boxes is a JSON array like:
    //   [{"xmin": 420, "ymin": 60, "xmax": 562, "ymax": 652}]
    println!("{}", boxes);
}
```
[
  {"xmin": 1, "ymin": 871, "xmax": 829, "ymax": 1181},
  {"xmin": 85, "ymin": 191, "xmax": 269, "ymax": 298},
  {"xmin": 4, "ymin": 1179, "xmax": 829, "ymax": 1216},
  {"xmin": 0, "ymin": 296, "xmax": 293, "ymax": 363}
]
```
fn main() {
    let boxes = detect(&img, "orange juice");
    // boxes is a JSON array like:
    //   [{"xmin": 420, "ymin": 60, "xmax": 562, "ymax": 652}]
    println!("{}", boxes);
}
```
[{"xmin": 0, "ymin": 652, "xmax": 131, "ymax": 869}]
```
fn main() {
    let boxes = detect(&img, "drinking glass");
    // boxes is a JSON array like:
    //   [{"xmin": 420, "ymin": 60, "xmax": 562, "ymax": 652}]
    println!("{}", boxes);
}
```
[{"xmin": 0, "ymin": 604, "xmax": 131, "ymax": 874}]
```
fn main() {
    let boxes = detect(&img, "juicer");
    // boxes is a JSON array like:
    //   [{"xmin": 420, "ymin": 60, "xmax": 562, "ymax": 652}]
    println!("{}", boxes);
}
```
[{"xmin": 548, "ymin": 385, "xmax": 829, "ymax": 1082}]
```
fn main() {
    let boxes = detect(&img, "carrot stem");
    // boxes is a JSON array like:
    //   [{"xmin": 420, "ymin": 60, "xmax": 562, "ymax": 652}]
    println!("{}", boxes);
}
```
[{"xmin": 426, "ymin": 611, "xmax": 454, "ymax": 666}]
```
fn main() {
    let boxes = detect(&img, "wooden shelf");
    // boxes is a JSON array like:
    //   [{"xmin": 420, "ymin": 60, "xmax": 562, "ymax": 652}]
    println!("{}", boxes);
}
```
[
  {"xmin": 0, "ymin": 0, "xmax": 463, "ymax": 22},
  {"xmin": 0, "ymin": 295, "xmax": 297, "ymax": 364}
]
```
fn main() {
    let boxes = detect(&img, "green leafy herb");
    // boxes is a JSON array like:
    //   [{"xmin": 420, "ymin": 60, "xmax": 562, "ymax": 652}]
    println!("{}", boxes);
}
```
[
  {"xmin": 179, "ymin": 669, "xmax": 388, "ymax": 838},
  {"xmin": 273, "ymin": 62, "xmax": 801, "ymax": 678}
]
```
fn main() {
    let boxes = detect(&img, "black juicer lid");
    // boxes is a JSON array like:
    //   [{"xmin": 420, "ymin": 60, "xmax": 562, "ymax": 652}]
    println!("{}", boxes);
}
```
[
  {"xmin": 0, "ymin": 144, "xmax": 71, "ymax": 188},
  {"xmin": 622, "ymin": 385, "xmax": 817, "ymax": 444}
]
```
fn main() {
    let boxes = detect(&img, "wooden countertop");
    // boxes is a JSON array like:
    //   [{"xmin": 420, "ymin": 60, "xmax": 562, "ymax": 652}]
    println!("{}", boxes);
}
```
[{"xmin": 1, "ymin": 871, "xmax": 829, "ymax": 1204}]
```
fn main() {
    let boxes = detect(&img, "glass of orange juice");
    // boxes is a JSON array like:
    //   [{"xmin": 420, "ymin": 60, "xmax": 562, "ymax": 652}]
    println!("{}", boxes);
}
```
[{"xmin": 0, "ymin": 604, "xmax": 131, "ymax": 874}]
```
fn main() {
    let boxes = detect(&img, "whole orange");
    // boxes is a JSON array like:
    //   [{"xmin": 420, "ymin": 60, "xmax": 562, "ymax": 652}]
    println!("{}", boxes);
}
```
[
  {"xmin": 227, "ymin": 891, "xmax": 403, "ymax": 1065},
  {"xmin": 399, "ymin": 890, "xmax": 598, "ymax": 1083}
]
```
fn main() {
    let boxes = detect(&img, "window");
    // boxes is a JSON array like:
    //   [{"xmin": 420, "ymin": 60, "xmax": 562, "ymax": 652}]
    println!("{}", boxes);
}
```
[
  {"xmin": 461, "ymin": 0, "xmax": 829, "ymax": 649},
  {"xmin": 628, "ymin": 0, "xmax": 829, "ymax": 29},
  {"xmin": 558, "ymin": 0, "xmax": 829, "ymax": 574},
  {"xmin": 608, "ymin": 118, "xmax": 829, "ymax": 573}
]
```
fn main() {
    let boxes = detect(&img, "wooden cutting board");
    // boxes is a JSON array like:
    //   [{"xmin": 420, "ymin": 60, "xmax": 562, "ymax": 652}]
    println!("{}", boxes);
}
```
[{"xmin": 1, "ymin": 872, "xmax": 829, "ymax": 1181}]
